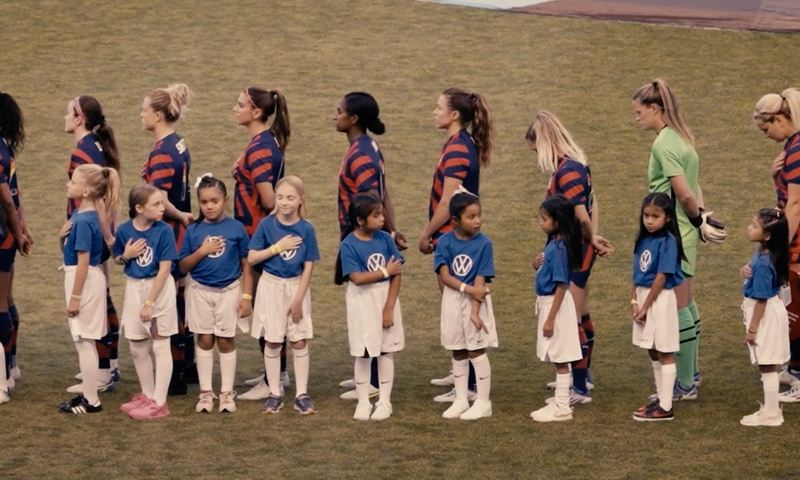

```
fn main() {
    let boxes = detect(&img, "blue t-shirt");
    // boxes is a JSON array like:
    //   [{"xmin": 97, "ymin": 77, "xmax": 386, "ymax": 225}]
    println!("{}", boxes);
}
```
[
  {"xmin": 250, "ymin": 215, "xmax": 320, "ymax": 278},
  {"xmin": 632, "ymin": 232, "xmax": 684, "ymax": 289},
  {"xmin": 433, "ymin": 231, "xmax": 495, "ymax": 285},
  {"xmin": 179, "ymin": 217, "xmax": 249, "ymax": 288},
  {"xmin": 113, "ymin": 220, "xmax": 177, "ymax": 279},
  {"xmin": 535, "ymin": 238, "xmax": 570, "ymax": 296},
  {"xmin": 339, "ymin": 230, "xmax": 403, "ymax": 283},
  {"xmin": 743, "ymin": 251, "xmax": 780, "ymax": 300},
  {"xmin": 63, "ymin": 210, "xmax": 104, "ymax": 266}
]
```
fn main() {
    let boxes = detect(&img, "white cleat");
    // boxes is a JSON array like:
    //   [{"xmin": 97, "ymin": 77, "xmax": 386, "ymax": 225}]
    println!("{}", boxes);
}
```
[
  {"xmin": 460, "ymin": 399, "xmax": 492, "ymax": 420},
  {"xmin": 433, "ymin": 388, "xmax": 477, "ymax": 403},
  {"xmin": 353, "ymin": 402, "xmax": 373, "ymax": 421},
  {"xmin": 340, "ymin": 385, "xmax": 379, "ymax": 401},
  {"xmin": 740, "ymin": 403, "xmax": 783, "ymax": 427},
  {"xmin": 430, "ymin": 373, "xmax": 454, "ymax": 387},
  {"xmin": 778, "ymin": 384, "xmax": 800, "ymax": 403},
  {"xmin": 442, "ymin": 399, "xmax": 470, "ymax": 419},
  {"xmin": 238, "ymin": 379, "xmax": 271, "ymax": 401},
  {"xmin": 244, "ymin": 373, "xmax": 265, "ymax": 387},
  {"xmin": 530, "ymin": 402, "xmax": 573, "ymax": 422},
  {"xmin": 370, "ymin": 402, "xmax": 393, "ymax": 421},
  {"xmin": 339, "ymin": 378, "xmax": 355, "ymax": 389}
]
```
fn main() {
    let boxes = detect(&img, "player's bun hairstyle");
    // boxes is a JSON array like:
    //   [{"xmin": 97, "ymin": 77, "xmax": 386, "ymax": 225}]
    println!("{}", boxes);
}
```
[
  {"xmin": 348, "ymin": 191, "xmax": 382, "ymax": 228},
  {"xmin": 449, "ymin": 189, "xmax": 480, "ymax": 219},
  {"xmin": 754, "ymin": 88, "xmax": 800, "ymax": 132},
  {"xmin": 756, "ymin": 208, "xmax": 790, "ymax": 285},
  {"xmin": 75, "ymin": 164, "xmax": 121, "ymax": 245},
  {"xmin": 634, "ymin": 192, "xmax": 686, "ymax": 261},
  {"xmin": 632, "ymin": 78, "xmax": 695, "ymax": 145},
  {"xmin": 273, "ymin": 175, "xmax": 307, "ymax": 219},
  {"xmin": 245, "ymin": 87, "xmax": 290, "ymax": 151},
  {"xmin": 128, "ymin": 184, "xmax": 161, "ymax": 219},
  {"xmin": 73, "ymin": 95, "xmax": 120, "ymax": 171},
  {"xmin": 540, "ymin": 194, "xmax": 582, "ymax": 271},
  {"xmin": 148, "ymin": 83, "xmax": 192, "ymax": 123},
  {"xmin": 194, "ymin": 174, "xmax": 227, "ymax": 224},
  {"xmin": 343, "ymin": 92, "xmax": 385, "ymax": 135},
  {"xmin": 0, "ymin": 92, "xmax": 25, "ymax": 156},
  {"xmin": 525, "ymin": 110, "xmax": 587, "ymax": 172},
  {"xmin": 442, "ymin": 87, "xmax": 494, "ymax": 167}
]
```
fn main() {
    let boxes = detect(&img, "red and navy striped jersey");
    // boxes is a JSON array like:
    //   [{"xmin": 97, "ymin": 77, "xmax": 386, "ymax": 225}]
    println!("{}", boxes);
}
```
[
  {"xmin": 0, "ymin": 139, "xmax": 18, "ymax": 249},
  {"xmin": 337, "ymin": 134, "xmax": 385, "ymax": 237},
  {"xmin": 546, "ymin": 156, "xmax": 593, "ymax": 215},
  {"xmin": 144, "ymin": 132, "xmax": 191, "ymax": 246},
  {"xmin": 775, "ymin": 131, "xmax": 800, "ymax": 263},
  {"xmin": 233, "ymin": 130, "xmax": 284, "ymax": 237},
  {"xmin": 67, "ymin": 133, "xmax": 106, "ymax": 218},
  {"xmin": 428, "ymin": 129, "xmax": 479, "ymax": 239}
]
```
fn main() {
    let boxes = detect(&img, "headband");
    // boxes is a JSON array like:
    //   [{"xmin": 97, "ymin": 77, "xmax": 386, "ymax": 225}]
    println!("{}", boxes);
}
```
[{"xmin": 73, "ymin": 96, "xmax": 84, "ymax": 119}]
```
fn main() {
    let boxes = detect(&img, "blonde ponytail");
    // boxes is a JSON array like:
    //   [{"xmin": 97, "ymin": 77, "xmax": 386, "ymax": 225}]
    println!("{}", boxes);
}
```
[
  {"xmin": 525, "ymin": 110, "xmax": 587, "ymax": 173},
  {"xmin": 633, "ymin": 78, "xmax": 695, "ymax": 145},
  {"xmin": 754, "ymin": 88, "xmax": 800, "ymax": 132},
  {"xmin": 148, "ymin": 83, "xmax": 193, "ymax": 123}
]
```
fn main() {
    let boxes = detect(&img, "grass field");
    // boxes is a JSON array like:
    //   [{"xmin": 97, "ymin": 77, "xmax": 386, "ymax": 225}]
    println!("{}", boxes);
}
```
[{"xmin": 2, "ymin": 0, "xmax": 800, "ymax": 478}]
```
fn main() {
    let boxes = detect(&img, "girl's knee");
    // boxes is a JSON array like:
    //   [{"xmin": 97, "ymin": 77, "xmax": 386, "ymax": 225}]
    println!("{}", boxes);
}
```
[
  {"xmin": 291, "ymin": 339, "xmax": 307, "ymax": 350},
  {"xmin": 217, "ymin": 337, "xmax": 235, "ymax": 353},
  {"xmin": 452, "ymin": 350, "xmax": 469, "ymax": 361},
  {"xmin": 468, "ymin": 349, "xmax": 485, "ymax": 358}
]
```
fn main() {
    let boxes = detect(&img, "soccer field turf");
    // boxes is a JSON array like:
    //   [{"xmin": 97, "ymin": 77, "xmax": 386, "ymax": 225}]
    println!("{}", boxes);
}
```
[{"xmin": 2, "ymin": 0, "xmax": 799, "ymax": 478}]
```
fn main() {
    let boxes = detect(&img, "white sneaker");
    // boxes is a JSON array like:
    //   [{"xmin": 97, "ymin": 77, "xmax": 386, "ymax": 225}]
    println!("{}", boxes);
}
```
[
  {"xmin": 339, "ymin": 378, "xmax": 355, "ymax": 389},
  {"xmin": 779, "ymin": 367, "xmax": 800, "ymax": 387},
  {"xmin": 545, "ymin": 389, "xmax": 592, "ymax": 406},
  {"xmin": 433, "ymin": 388, "xmax": 478, "ymax": 403},
  {"xmin": 430, "ymin": 373, "xmax": 454, "ymax": 387},
  {"xmin": 442, "ymin": 399, "xmax": 470, "ymax": 419},
  {"xmin": 10, "ymin": 366, "xmax": 20, "ymax": 381},
  {"xmin": 340, "ymin": 385, "xmax": 380, "ymax": 401},
  {"xmin": 370, "ymin": 402, "xmax": 392, "ymax": 421},
  {"xmin": 219, "ymin": 391, "xmax": 237, "ymax": 413},
  {"xmin": 531, "ymin": 403, "xmax": 573, "ymax": 422},
  {"xmin": 0, "ymin": 389, "xmax": 10, "ymax": 404},
  {"xmin": 779, "ymin": 384, "xmax": 800, "ymax": 403},
  {"xmin": 546, "ymin": 380, "xmax": 594, "ymax": 391},
  {"xmin": 281, "ymin": 370, "xmax": 291, "ymax": 388},
  {"xmin": 66, "ymin": 379, "xmax": 114, "ymax": 394},
  {"xmin": 244, "ymin": 373, "xmax": 265, "ymax": 387},
  {"xmin": 195, "ymin": 391, "xmax": 216, "ymax": 413},
  {"xmin": 460, "ymin": 399, "xmax": 492, "ymax": 420},
  {"xmin": 740, "ymin": 403, "xmax": 783, "ymax": 427},
  {"xmin": 74, "ymin": 372, "xmax": 82, "ymax": 380},
  {"xmin": 353, "ymin": 402, "xmax": 372, "ymax": 421},
  {"xmin": 239, "ymin": 379, "xmax": 271, "ymax": 400}
]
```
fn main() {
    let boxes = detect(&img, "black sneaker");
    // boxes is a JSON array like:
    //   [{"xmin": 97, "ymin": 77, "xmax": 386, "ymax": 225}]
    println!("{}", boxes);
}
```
[
  {"xmin": 293, "ymin": 394, "xmax": 317, "ymax": 415},
  {"xmin": 633, "ymin": 403, "xmax": 673, "ymax": 422},
  {"xmin": 263, "ymin": 395, "xmax": 284, "ymax": 414},
  {"xmin": 58, "ymin": 395, "xmax": 102, "ymax": 415}
]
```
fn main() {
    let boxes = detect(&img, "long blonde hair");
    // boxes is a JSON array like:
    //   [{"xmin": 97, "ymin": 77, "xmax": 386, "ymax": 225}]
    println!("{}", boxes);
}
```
[
  {"xmin": 74, "ymin": 164, "xmax": 120, "ymax": 244},
  {"xmin": 147, "ymin": 83, "xmax": 192, "ymax": 123},
  {"xmin": 754, "ymin": 88, "xmax": 800, "ymax": 132},
  {"xmin": 273, "ymin": 175, "xmax": 307, "ymax": 218},
  {"xmin": 633, "ymin": 78, "xmax": 695, "ymax": 145},
  {"xmin": 525, "ymin": 110, "xmax": 587, "ymax": 173}
]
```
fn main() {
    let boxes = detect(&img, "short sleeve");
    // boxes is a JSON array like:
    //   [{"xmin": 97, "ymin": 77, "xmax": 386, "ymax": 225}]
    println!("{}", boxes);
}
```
[
  {"xmin": 303, "ymin": 223, "xmax": 320, "ymax": 262},
  {"xmin": 72, "ymin": 219, "xmax": 93, "ymax": 253},
  {"xmin": 652, "ymin": 137, "xmax": 685, "ymax": 179},
  {"xmin": 348, "ymin": 155, "xmax": 380, "ymax": 192},
  {"xmin": 476, "ymin": 240, "xmax": 495, "ymax": 280},
  {"xmin": 339, "ymin": 242, "xmax": 361, "ymax": 277},
  {"xmin": 237, "ymin": 226, "xmax": 250, "ymax": 259},
  {"xmin": 147, "ymin": 153, "xmax": 175, "ymax": 190},
  {"xmin": 749, "ymin": 260, "xmax": 776, "ymax": 300},
  {"xmin": 550, "ymin": 243, "xmax": 570, "ymax": 285},
  {"xmin": 386, "ymin": 234, "xmax": 404, "ymax": 263},
  {"xmin": 783, "ymin": 143, "xmax": 800, "ymax": 185},
  {"xmin": 656, "ymin": 236, "xmax": 679, "ymax": 275},
  {"xmin": 112, "ymin": 229, "xmax": 126, "ymax": 257},
  {"xmin": 249, "ymin": 220, "xmax": 269, "ymax": 251},
  {"xmin": 555, "ymin": 166, "xmax": 587, "ymax": 206},
  {"xmin": 441, "ymin": 155, "xmax": 469, "ymax": 181},
  {"xmin": 248, "ymin": 147, "xmax": 278, "ymax": 185},
  {"xmin": 433, "ymin": 238, "xmax": 449, "ymax": 274},
  {"xmin": 158, "ymin": 226, "xmax": 178, "ymax": 261},
  {"xmin": 178, "ymin": 225, "xmax": 195, "ymax": 260}
]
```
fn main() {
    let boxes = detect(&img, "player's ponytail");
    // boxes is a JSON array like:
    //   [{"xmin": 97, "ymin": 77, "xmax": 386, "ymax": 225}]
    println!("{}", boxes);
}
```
[
  {"xmin": 633, "ymin": 79, "xmax": 695, "ymax": 145},
  {"xmin": 148, "ymin": 83, "xmax": 192, "ymax": 123},
  {"xmin": 0, "ymin": 92, "xmax": 24, "ymax": 156},
  {"xmin": 525, "ymin": 110, "xmax": 587, "ymax": 173},
  {"xmin": 443, "ymin": 88, "xmax": 494, "ymax": 167},
  {"xmin": 343, "ymin": 92, "xmax": 385, "ymax": 136},
  {"xmin": 75, "ymin": 95, "xmax": 120, "ymax": 171},
  {"xmin": 754, "ymin": 88, "xmax": 800, "ymax": 132},
  {"xmin": 245, "ymin": 87, "xmax": 292, "ymax": 151}
]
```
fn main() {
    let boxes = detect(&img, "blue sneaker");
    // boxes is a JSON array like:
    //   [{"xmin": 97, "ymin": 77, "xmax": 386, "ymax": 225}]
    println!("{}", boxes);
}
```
[
  {"xmin": 111, "ymin": 368, "xmax": 121, "ymax": 383},
  {"xmin": 263, "ymin": 395, "xmax": 284, "ymax": 414},
  {"xmin": 673, "ymin": 383, "xmax": 698, "ymax": 401},
  {"xmin": 693, "ymin": 372, "xmax": 702, "ymax": 386},
  {"xmin": 779, "ymin": 367, "xmax": 800, "ymax": 387}
]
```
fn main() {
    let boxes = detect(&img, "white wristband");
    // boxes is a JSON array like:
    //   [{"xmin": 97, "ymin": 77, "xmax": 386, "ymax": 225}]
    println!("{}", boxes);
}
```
[
  {"xmin": 459, "ymin": 283, "xmax": 467, "ymax": 294},
  {"xmin": 379, "ymin": 267, "xmax": 389, "ymax": 279}
]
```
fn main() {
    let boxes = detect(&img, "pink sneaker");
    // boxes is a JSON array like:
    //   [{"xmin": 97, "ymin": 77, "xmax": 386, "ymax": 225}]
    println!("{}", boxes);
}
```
[
  {"xmin": 128, "ymin": 400, "xmax": 170, "ymax": 420},
  {"xmin": 120, "ymin": 393, "xmax": 150, "ymax": 415}
]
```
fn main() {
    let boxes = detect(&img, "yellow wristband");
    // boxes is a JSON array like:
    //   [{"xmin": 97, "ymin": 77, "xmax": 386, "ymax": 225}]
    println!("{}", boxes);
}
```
[
  {"xmin": 242, "ymin": 293, "xmax": 253, "ymax": 301},
  {"xmin": 459, "ymin": 283, "xmax": 467, "ymax": 294},
  {"xmin": 379, "ymin": 267, "xmax": 389, "ymax": 279},
  {"xmin": 630, "ymin": 299, "xmax": 638, "ymax": 305},
  {"xmin": 144, "ymin": 300, "xmax": 155, "ymax": 307},
  {"xmin": 71, "ymin": 294, "xmax": 82, "ymax": 300}
]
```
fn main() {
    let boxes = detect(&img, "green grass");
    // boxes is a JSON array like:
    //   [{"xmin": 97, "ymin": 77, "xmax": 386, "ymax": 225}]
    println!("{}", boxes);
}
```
[{"xmin": 2, "ymin": 0, "xmax": 800, "ymax": 478}]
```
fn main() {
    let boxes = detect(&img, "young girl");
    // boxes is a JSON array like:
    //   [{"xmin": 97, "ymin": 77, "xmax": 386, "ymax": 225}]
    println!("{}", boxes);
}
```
[
  {"xmin": 434, "ymin": 189, "xmax": 497, "ymax": 420},
  {"xmin": 531, "ymin": 195, "xmax": 582, "ymax": 423},
  {"xmin": 339, "ymin": 192, "xmax": 404, "ymax": 421},
  {"xmin": 740, "ymin": 208, "xmax": 790, "ymax": 427},
  {"xmin": 0, "ymin": 92, "xmax": 32, "ymax": 401},
  {"xmin": 114, "ymin": 185, "xmax": 179, "ymax": 420},
  {"xmin": 140, "ymin": 83, "xmax": 194, "ymax": 395},
  {"xmin": 59, "ymin": 164, "xmax": 119, "ymax": 414},
  {"xmin": 248, "ymin": 175, "xmax": 319, "ymax": 414},
  {"xmin": 179, "ymin": 175, "xmax": 252, "ymax": 414},
  {"xmin": 63, "ymin": 95, "xmax": 122, "ymax": 393}
]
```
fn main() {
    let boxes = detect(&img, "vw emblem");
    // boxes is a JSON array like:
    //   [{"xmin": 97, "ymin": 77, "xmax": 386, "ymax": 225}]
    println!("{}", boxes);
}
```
[
  {"xmin": 280, "ymin": 248, "xmax": 297, "ymax": 261},
  {"xmin": 639, "ymin": 249, "xmax": 652, "ymax": 272},
  {"xmin": 208, "ymin": 236, "xmax": 225, "ymax": 259},
  {"xmin": 136, "ymin": 244, "xmax": 154, "ymax": 267},
  {"xmin": 452, "ymin": 254, "xmax": 473, "ymax": 277},
  {"xmin": 367, "ymin": 253, "xmax": 386, "ymax": 271}
]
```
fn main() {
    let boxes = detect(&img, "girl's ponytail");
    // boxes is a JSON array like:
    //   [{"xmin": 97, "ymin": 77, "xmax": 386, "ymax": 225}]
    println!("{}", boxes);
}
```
[
  {"xmin": 270, "ymin": 89, "xmax": 291, "ymax": 151},
  {"xmin": 76, "ymin": 96, "xmax": 120, "ymax": 171},
  {"xmin": 470, "ymin": 93, "xmax": 494, "ymax": 167},
  {"xmin": 633, "ymin": 79, "xmax": 695, "ymax": 145}
]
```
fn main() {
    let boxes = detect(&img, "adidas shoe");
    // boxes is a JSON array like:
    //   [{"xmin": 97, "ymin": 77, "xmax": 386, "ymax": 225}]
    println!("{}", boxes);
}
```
[
  {"xmin": 778, "ymin": 384, "xmax": 800, "ymax": 403},
  {"xmin": 281, "ymin": 370, "xmax": 291, "ymax": 388},
  {"xmin": 339, "ymin": 378, "xmax": 355, "ymax": 389},
  {"xmin": 430, "ymin": 373, "xmax": 454, "ymax": 387},
  {"xmin": 779, "ymin": 367, "xmax": 800, "ymax": 388},
  {"xmin": 129, "ymin": 400, "xmax": 170, "ymax": 420},
  {"xmin": 340, "ymin": 385, "xmax": 380, "ymax": 401},
  {"xmin": 545, "ymin": 388, "xmax": 592, "ymax": 406},
  {"xmin": 633, "ymin": 403, "xmax": 673, "ymax": 422},
  {"xmin": 120, "ymin": 393, "xmax": 150, "ymax": 415},
  {"xmin": 433, "ymin": 388, "xmax": 477, "ymax": 403},
  {"xmin": 195, "ymin": 391, "xmax": 216, "ymax": 413},
  {"xmin": 293, "ymin": 394, "xmax": 316, "ymax": 415},
  {"xmin": 530, "ymin": 402, "xmax": 573, "ymax": 422},
  {"xmin": 218, "ymin": 391, "xmax": 237, "ymax": 413},
  {"xmin": 740, "ymin": 403, "xmax": 783, "ymax": 427},
  {"xmin": 245, "ymin": 372, "xmax": 266, "ymax": 387},
  {"xmin": 353, "ymin": 402, "xmax": 372, "ymax": 421},
  {"xmin": 263, "ymin": 395, "xmax": 284, "ymax": 414},
  {"xmin": 0, "ymin": 389, "xmax": 10, "ymax": 404},
  {"xmin": 370, "ymin": 401, "xmax": 393, "ymax": 421},
  {"xmin": 66, "ymin": 379, "xmax": 115, "ymax": 394},
  {"xmin": 238, "ymin": 379, "xmax": 271, "ymax": 400},
  {"xmin": 460, "ymin": 399, "xmax": 492, "ymax": 420},
  {"xmin": 58, "ymin": 394, "xmax": 102, "ymax": 415}
]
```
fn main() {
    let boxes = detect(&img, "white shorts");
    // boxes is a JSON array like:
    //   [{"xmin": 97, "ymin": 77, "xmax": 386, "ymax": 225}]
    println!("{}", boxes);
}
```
[
  {"xmin": 742, "ymin": 296, "xmax": 790, "ymax": 365},
  {"xmin": 536, "ymin": 292, "xmax": 581, "ymax": 363},
  {"xmin": 440, "ymin": 286, "xmax": 498, "ymax": 351},
  {"xmin": 632, "ymin": 286, "xmax": 679, "ymax": 353},
  {"xmin": 346, "ymin": 281, "xmax": 404, "ymax": 357},
  {"xmin": 251, "ymin": 272, "xmax": 313, "ymax": 343},
  {"xmin": 121, "ymin": 275, "xmax": 178, "ymax": 340},
  {"xmin": 64, "ymin": 265, "xmax": 108, "ymax": 341},
  {"xmin": 186, "ymin": 278, "xmax": 241, "ymax": 338}
]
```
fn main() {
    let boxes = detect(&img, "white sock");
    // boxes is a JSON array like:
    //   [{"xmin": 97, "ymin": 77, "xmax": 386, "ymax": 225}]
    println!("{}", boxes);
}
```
[
  {"xmin": 196, "ymin": 346, "xmax": 214, "ymax": 392},
  {"xmin": 0, "ymin": 342, "xmax": 7, "ymax": 392},
  {"xmin": 110, "ymin": 358, "xmax": 119, "ymax": 370},
  {"xmin": 452, "ymin": 357, "xmax": 469, "ymax": 401},
  {"xmin": 651, "ymin": 360, "xmax": 662, "ymax": 401},
  {"xmin": 377, "ymin": 353, "xmax": 394, "ymax": 405},
  {"xmin": 265, "ymin": 346, "xmax": 282, "ymax": 397},
  {"xmin": 129, "ymin": 340, "xmax": 154, "ymax": 399},
  {"xmin": 555, "ymin": 371, "xmax": 571, "ymax": 409},
  {"xmin": 75, "ymin": 339, "xmax": 100, "ymax": 405},
  {"xmin": 660, "ymin": 363, "xmax": 677, "ymax": 411},
  {"xmin": 354, "ymin": 357, "xmax": 372, "ymax": 405},
  {"xmin": 98, "ymin": 368, "xmax": 111, "ymax": 384},
  {"xmin": 293, "ymin": 346, "xmax": 309, "ymax": 397},
  {"xmin": 471, "ymin": 353, "xmax": 491, "ymax": 402},
  {"xmin": 763, "ymin": 371, "xmax": 780, "ymax": 415},
  {"xmin": 152, "ymin": 338, "xmax": 173, "ymax": 406},
  {"xmin": 219, "ymin": 350, "xmax": 237, "ymax": 393}
]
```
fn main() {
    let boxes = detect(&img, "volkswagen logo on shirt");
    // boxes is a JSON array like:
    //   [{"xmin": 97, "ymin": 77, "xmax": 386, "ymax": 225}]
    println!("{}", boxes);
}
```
[
  {"xmin": 208, "ymin": 236, "xmax": 225, "ymax": 259},
  {"xmin": 639, "ymin": 249, "xmax": 652, "ymax": 272},
  {"xmin": 137, "ymin": 245, "xmax": 154, "ymax": 267},
  {"xmin": 280, "ymin": 248, "xmax": 297, "ymax": 261},
  {"xmin": 452, "ymin": 254, "xmax": 473, "ymax": 277},
  {"xmin": 367, "ymin": 253, "xmax": 386, "ymax": 271}
]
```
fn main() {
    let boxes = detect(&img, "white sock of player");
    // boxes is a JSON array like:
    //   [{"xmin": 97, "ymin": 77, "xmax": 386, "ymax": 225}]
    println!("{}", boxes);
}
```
[
  {"xmin": 75, "ymin": 339, "xmax": 100, "ymax": 405},
  {"xmin": 98, "ymin": 368, "xmax": 111, "ymax": 384},
  {"xmin": 651, "ymin": 360, "xmax": 662, "ymax": 401},
  {"xmin": 129, "ymin": 340, "xmax": 154, "ymax": 398},
  {"xmin": 555, "ymin": 371, "xmax": 571, "ymax": 410},
  {"xmin": 152, "ymin": 338, "xmax": 173, "ymax": 406},
  {"xmin": 452, "ymin": 357, "xmax": 469, "ymax": 401},
  {"xmin": 659, "ymin": 363, "xmax": 676, "ymax": 411},
  {"xmin": 219, "ymin": 350, "xmax": 236, "ymax": 393},
  {"xmin": 293, "ymin": 346, "xmax": 309, "ymax": 397},
  {"xmin": 354, "ymin": 357, "xmax": 371, "ymax": 405},
  {"xmin": 762, "ymin": 371, "xmax": 780, "ymax": 415},
  {"xmin": 377, "ymin": 353, "xmax": 394, "ymax": 405},
  {"xmin": 265, "ymin": 345, "xmax": 282, "ymax": 397},
  {"xmin": 471, "ymin": 354, "xmax": 491, "ymax": 402},
  {"xmin": 196, "ymin": 346, "xmax": 214, "ymax": 392},
  {"xmin": 0, "ymin": 342, "xmax": 7, "ymax": 392},
  {"xmin": 110, "ymin": 358, "xmax": 119, "ymax": 371}
]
